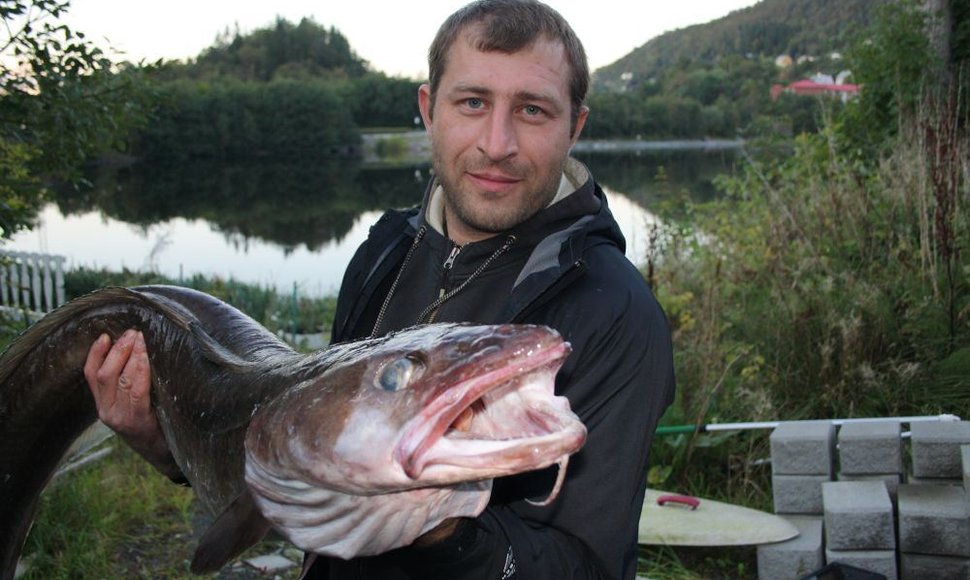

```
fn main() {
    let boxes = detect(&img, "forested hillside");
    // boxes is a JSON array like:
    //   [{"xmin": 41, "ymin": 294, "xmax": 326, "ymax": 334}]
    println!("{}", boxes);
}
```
[
  {"xmin": 157, "ymin": 17, "xmax": 368, "ymax": 82},
  {"xmin": 581, "ymin": 0, "xmax": 913, "ymax": 140},
  {"xmin": 121, "ymin": 0, "xmax": 962, "ymax": 158},
  {"xmin": 136, "ymin": 0, "xmax": 920, "ymax": 158},
  {"xmin": 595, "ymin": 0, "xmax": 892, "ymax": 90}
]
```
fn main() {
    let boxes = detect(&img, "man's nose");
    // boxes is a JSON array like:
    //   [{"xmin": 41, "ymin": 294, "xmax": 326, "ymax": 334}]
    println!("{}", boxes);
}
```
[{"xmin": 477, "ymin": 110, "xmax": 518, "ymax": 161}]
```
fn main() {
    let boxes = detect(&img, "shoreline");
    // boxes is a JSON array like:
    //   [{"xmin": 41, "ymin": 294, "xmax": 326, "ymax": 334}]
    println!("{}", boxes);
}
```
[{"xmin": 361, "ymin": 130, "xmax": 745, "ymax": 165}]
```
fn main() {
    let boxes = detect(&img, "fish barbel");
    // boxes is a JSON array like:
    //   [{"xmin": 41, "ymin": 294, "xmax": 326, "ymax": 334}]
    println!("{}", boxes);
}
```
[{"xmin": 0, "ymin": 285, "xmax": 586, "ymax": 577}]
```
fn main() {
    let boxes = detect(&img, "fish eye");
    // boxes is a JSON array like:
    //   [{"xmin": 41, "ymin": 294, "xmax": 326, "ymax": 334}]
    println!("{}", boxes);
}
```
[{"xmin": 376, "ymin": 356, "xmax": 421, "ymax": 392}]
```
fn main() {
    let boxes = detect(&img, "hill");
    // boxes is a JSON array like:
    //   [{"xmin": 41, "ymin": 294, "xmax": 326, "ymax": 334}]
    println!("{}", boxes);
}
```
[{"xmin": 594, "ymin": 0, "xmax": 893, "ymax": 90}]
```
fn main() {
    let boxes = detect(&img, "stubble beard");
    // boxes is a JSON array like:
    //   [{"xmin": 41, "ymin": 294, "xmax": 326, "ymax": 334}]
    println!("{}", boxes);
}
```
[{"xmin": 432, "ymin": 149, "xmax": 564, "ymax": 236}]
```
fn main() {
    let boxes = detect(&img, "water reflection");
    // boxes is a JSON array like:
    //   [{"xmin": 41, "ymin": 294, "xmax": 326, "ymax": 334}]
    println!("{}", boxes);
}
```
[{"xmin": 9, "ymin": 150, "xmax": 736, "ymax": 296}]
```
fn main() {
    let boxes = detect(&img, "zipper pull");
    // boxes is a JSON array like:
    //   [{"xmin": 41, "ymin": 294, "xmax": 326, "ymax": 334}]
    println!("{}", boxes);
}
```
[{"xmin": 443, "ymin": 245, "xmax": 461, "ymax": 269}]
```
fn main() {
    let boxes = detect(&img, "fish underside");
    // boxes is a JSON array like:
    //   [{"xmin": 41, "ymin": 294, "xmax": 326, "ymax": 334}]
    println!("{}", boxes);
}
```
[{"xmin": 0, "ymin": 285, "xmax": 586, "ymax": 578}]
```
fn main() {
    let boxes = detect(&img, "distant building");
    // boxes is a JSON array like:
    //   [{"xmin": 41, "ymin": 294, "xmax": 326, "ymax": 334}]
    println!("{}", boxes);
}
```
[{"xmin": 771, "ymin": 78, "xmax": 860, "ymax": 102}]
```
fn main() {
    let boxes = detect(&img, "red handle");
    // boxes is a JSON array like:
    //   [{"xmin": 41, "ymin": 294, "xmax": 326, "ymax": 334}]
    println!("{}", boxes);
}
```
[{"xmin": 656, "ymin": 494, "xmax": 700, "ymax": 510}]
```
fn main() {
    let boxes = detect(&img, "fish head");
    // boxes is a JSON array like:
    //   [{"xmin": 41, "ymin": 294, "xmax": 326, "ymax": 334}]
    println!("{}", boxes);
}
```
[
  {"xmin": 246, "ymin": 322, "xmax": 586, "ymax": 496},
  {"xmin": 243, "ymin": 322, "xmax": 585, "ymax": 557}
]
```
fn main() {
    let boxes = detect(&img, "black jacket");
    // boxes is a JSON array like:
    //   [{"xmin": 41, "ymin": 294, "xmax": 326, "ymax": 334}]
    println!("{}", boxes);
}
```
[{"xmin": 309, "ymin": 160, "xmax": 675, "ymax": 580}]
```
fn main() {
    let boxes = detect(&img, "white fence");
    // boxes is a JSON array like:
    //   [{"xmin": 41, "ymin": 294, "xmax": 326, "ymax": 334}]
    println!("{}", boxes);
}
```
[{"xmin": 0, "ymin": 250, "xmax": 66, "ymax": 320}]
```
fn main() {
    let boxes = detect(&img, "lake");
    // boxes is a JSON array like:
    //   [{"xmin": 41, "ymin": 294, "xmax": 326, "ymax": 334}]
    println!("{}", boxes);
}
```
[{"xmin": 8, "ymin": 148, "xmax": 738, "ymax": 297}]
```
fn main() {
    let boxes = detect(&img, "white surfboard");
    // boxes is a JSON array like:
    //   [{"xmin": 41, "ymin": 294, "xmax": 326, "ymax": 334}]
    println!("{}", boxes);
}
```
[{"xmin": 638, "ymin": 489, "xmax": 799, "ymax": 546}]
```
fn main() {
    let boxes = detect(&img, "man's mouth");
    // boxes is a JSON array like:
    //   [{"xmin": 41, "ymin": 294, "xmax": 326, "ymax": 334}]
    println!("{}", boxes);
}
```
[{"xmin": 466, "ymin": 171, "xmax": 522, "ymax": 192}]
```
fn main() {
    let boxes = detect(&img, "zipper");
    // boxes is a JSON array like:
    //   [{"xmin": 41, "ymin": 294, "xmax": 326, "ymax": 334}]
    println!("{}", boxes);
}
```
[
  {"xmin": 438, "ymin": 244, "xmax": 462, "ymax": 299},
  {"xmin": 418, "ymin": 235, "xmax": 516, "ymax": 324},
  {"xmin": 442, "ymin": 244, "xmax": 461, "ymax": 270}
]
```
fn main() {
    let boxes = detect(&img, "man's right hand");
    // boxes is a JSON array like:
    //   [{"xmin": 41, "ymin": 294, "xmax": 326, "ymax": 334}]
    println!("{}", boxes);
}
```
[{"xmin": 84, "ymin": 329, "xmax": 183, "ymax": 480}]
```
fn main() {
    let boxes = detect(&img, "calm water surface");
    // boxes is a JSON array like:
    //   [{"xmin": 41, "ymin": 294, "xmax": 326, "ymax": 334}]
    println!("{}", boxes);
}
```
[{"xmin": 8, "ymin": 149, "xmax": 737, "ymax": 296}]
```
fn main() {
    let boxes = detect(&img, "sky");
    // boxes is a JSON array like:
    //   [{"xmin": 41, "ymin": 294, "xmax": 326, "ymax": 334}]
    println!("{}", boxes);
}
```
[{"xmin": 63, "ymin": 0, "xmax": 762, "ymax": 78}]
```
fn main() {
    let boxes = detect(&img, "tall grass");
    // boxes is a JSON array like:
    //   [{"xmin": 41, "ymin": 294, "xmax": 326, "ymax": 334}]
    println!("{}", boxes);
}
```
[
  {"xmin": 63, "ymin": 267, "xmax": 337, "ymax": 342},
  {"xmin": 648, "ymin": 92, "xmax": 969, "ymax": 504},
  {"xmin": 21, "ymin": 445, "xmax": 196, "ymax": 578}
]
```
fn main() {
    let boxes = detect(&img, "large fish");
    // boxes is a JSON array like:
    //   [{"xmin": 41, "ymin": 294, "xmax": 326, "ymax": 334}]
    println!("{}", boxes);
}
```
[{"xmin": 0, "ymin": 285, "xmax": 586, "ymax": 578}]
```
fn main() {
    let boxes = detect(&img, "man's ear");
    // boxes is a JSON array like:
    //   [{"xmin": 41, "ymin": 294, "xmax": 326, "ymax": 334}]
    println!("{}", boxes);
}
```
[
  {"xmin": 571, "ymin": 105, "xmax": 589, "ymax": 144},
  {"xmin": 418, "ymin": 83, "xmax": 434, "ymax": 131}
]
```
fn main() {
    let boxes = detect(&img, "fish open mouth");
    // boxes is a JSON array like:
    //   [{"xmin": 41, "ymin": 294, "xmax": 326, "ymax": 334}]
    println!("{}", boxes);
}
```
[{"xmin": 394, "ymin": 338, "xmax": 586, "ymax": 504}]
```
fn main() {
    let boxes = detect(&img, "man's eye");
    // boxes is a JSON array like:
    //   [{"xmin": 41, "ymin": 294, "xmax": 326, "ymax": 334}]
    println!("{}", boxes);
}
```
[
  {"xmin": 465, "ymin": 98, "xmax": 484, "ymax": 109},
  {"xmin": 523, "ymin": 105, "xmax": 543, "ymax": 116}
]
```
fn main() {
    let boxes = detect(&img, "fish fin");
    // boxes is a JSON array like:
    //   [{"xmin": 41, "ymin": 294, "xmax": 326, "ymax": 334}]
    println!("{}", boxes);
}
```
[{"xmin": 190, "ymin": 489, "xmax": 272, "ymax": 574}]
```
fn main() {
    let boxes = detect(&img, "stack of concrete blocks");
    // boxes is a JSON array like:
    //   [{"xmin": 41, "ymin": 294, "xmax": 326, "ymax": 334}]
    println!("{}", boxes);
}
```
[
  {"xmin": 757, "ymin": 419, "xmax": 970, "ymax": 580},
  {"xmin": 896, "ymin": 422, "xmax": 970, "ymax": 579},
  {"xmin": 758, "ymin": 421, "xmax": 834, "ymax": 578},
  {"xmin": 837, "ymin": 421, "xmax": 903, "ymax": 501},
  {"xmin": 769, "ymin": 421, "xmax": 836, "ymax": 515},
  {"xmin": 822, "ymin": 481, "xmax": 897, "ymax": 579}
]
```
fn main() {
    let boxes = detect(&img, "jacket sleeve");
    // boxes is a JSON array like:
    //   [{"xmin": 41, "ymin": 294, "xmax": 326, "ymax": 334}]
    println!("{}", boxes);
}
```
[{"xmin": 399, "ymin": 254, "xmax": 676, "ymax": 580}]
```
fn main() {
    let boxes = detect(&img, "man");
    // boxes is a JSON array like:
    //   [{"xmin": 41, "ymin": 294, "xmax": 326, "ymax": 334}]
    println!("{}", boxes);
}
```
[{"xmin": 85, "ymin": 1, "xmax": 675, "ymax": 578}]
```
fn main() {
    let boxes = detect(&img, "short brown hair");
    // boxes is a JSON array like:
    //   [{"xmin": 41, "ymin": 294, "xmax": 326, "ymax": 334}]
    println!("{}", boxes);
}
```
[{"xmin": 427, "ymin": 0, "xmax": 589, "ymax": 132}]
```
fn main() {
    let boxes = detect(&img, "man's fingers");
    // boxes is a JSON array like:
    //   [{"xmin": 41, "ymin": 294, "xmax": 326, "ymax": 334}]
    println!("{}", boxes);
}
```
[
  {"xmin": 83, "ymin": 333, "xmax": 112, "ymax": 403},
  {"xmin": 97, "ymin": 329, "xmax": 138, "ymax": 386},
  {"xmin": 120, "ymin": 332, "xmax": 151, "ymax": 405}
]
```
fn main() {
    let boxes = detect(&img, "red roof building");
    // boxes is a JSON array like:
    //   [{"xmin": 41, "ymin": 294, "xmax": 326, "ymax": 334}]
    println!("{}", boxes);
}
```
[{"xmin": 771, "ymin": 79, "xmax": 860, "ymax": 102}]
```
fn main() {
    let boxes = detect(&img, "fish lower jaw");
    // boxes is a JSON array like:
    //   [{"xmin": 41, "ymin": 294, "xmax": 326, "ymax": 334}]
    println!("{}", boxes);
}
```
[{"xmin": 403, "ymin": 426, "xmax": 586, "ymax": 484}]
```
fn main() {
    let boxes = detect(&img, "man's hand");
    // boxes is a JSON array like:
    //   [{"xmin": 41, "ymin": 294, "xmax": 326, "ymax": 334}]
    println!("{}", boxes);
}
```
[
  {"xmin": 412, "ymin": 518, "xmax": 465, "ymax": 547},
  {"xmin": 84, "ymin": 329, "xmax": 182, "ymax": 479}
]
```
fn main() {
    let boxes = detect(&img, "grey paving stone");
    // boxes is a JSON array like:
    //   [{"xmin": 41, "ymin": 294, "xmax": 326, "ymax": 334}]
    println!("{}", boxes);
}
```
[
  {"xmin": 757, "ymin": 516, "xmax": 824, "ymax": 580},
  {"xmin": 910, "ymin": 421, "xmax": 970, "ymax": 478},
  {"xmin": 773, "ymin": 473, "xmax": 830, "ymax": 514},
  {"xmin": 823, "ymin": 481, "xmax": 896, "ymax": 550},
  {"xmin": 837, "ymin": 473, "xmax": 901, "ymax": 503},
  {"xmin": 898, "ymin": 484, "xmax": 970, "ymax": 557},
  {"xmin": 825, "ymin": 549, "xmax": 898, "ymax": 580},
  {"xmin": 900, "ymin": 553, "xmax": 970, "ymax": 580},
  {"xmin": 770, "ymin": 421, "xmax": 836, "ymax": 475},
  {"xmin": 838, "ymin": 421, "xmax": 902, "ymax": 475}
]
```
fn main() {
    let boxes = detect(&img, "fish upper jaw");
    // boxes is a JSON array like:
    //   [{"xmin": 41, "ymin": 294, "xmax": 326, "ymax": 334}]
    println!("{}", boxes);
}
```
[{"xmin": 393, "ymin": 338, "xmax": 586, "ymax": 497}]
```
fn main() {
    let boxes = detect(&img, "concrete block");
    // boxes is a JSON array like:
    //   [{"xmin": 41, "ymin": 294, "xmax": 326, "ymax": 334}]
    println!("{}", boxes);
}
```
[
  {"xmin": 905, "ymin": 471, "xmax": 962, "ymax": 487},
  {"xmin": 823, "ymin": 481, "xmax": 895, "ymax": 550},
  {"xmin": 773, "ymin": 473, "xmax": 830, "ymax": 514},
  {"xmin": 900, "ymin": 553, "xmax": 970, "ymax": 580},
  {"xmin": 898, "ymin": 484, "xmax": 970, "ymax": 557},
  {"xmin": 757, "ymin": 516, "xmax": 824, "ymax": 580},
  {"xmin": 838, "ymin": 421, "xmax": 902, "ymax": 475},
  {"xmin": 910, "ymin": 421, "xmax": 970, "ymax": 478},
  {"xmin": 837, "ymin": 473, "xmax": 901, "ymax": 503},
  {"xmin": 824, "ymin": 549, "xmax": 898, "ymax": 580},
  {"xmin": 771, "ymin": 421, "xmax": 836, "ymax": 475},
  {"xmin": 962, "ymin": 444, "xmax": 970, "ymax": 494}
]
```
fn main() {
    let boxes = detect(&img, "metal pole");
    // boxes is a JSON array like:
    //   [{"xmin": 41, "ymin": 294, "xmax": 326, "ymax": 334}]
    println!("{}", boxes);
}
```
[{"xmin": 655, "ymin": 414, "xmax": 962, "ymax": 436}]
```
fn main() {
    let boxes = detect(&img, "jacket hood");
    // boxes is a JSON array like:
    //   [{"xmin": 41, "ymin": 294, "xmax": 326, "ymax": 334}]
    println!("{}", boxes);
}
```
[{"xmin": 333, "ymin": 158, "xmax": 631, "ymax": 339}]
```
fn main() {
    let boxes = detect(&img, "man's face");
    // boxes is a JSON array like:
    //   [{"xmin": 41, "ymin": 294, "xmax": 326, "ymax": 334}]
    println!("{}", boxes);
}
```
[{"xmin": 418, "ymin": 31, "xmax": 588, "ymax": 245}]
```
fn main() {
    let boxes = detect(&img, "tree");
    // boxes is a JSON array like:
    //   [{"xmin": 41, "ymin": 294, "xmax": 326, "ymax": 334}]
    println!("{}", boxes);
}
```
[
  {"xmin": 183, "ymin": 17, "xmax": 368, "ymax": 82},
  {"xmin": 0, "ymin": 0, "xmax": 151, "ymax": 238},
  {"xmin": 839, "ymin": 0, "xmax": 937, "ymax": 156}
]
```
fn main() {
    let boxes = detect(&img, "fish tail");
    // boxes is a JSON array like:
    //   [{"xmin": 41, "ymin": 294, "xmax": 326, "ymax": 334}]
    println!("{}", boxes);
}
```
[{"xmin": 0, "ymin": 287, "xmax": 181, "ymax": 578}]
